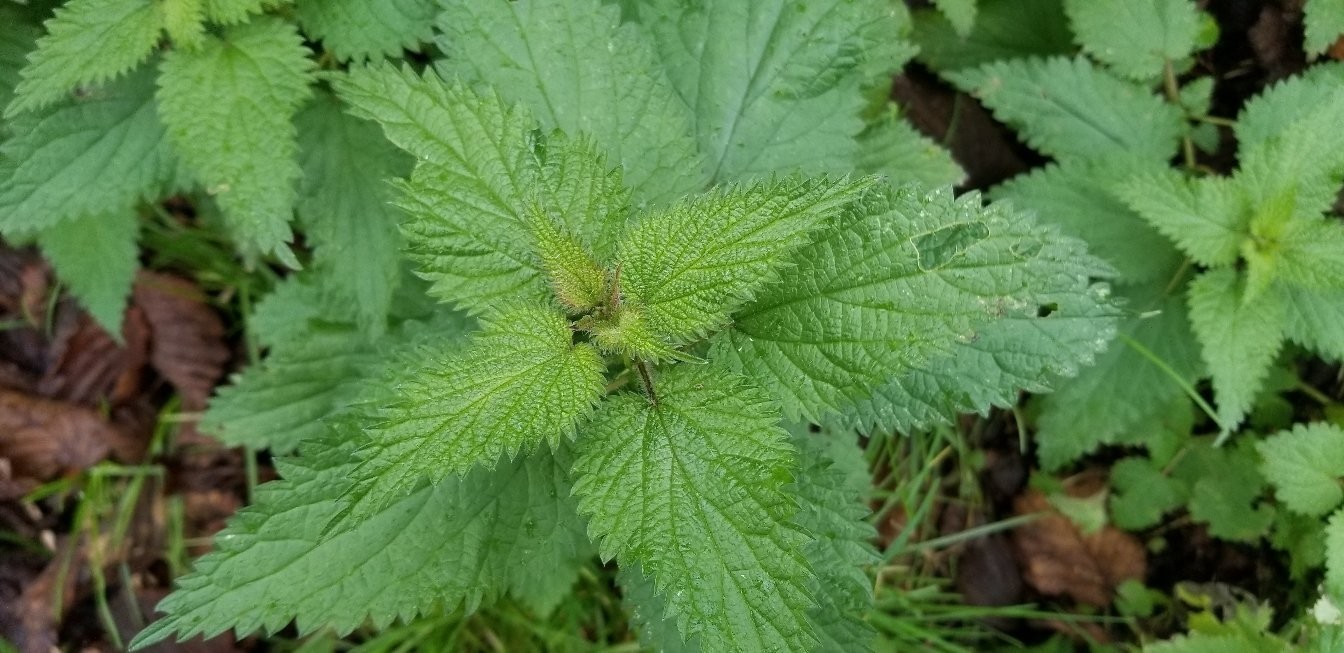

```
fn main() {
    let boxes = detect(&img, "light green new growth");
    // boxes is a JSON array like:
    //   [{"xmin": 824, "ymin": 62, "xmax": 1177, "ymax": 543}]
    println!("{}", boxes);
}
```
[
  {"xmin": 202, "ymin": 0, "xmax": 291, "ymax": 25},
  {"xmin": 338, "ymin": 305, "xmax": 605, "ymax": 522},
  {"xmin": 950, "ymin": 56, "xmax": 1184, "ymax": 163},
  {"xmin": 295, "ymin": 0, "xmax": 436, "ymax": 61},
  {"xmin": 1064, "ymin": 0, "xmax": 1202, "ymax": 80},
  {"xmin": 1186, "ymin": 269, "xmax": 1285, "ymax": 431},
  {"xmin": 5, "ymin": 0, "xmax": 163, "ymax": 116},
  {"xmin": 160, "ymin": 0, "xmax": 207, "ymax": 51},
  {"xmin": 573, "ymin": 366, "xmax": 816, "ymax": 652},
  {"xmin": 157, "ymin": 17, "xmax": 314, "ymax": 265},
  {"xmin": 620, "ymin": 176, "xmax": 872, "ymax": 345},
  {"xmin": 1259, "ymin": 423, "xmax": 1344, "ymax": 517}
]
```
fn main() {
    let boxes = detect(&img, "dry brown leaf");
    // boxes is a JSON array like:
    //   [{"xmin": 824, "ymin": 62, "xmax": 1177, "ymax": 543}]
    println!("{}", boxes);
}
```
[
  {"xmin": 38, "ymin": 308, "xmax": 150, "ymax": 406},
  {"xmin": 132, "ymin": 272, "xmax": 228, "ymax": 411},
  {"xmin": 1012, "ymin": 489, "xmax": 1146, "ymax": 606},
  {"xmin": 0, "ymin": 389, "xmax": 131, "ymax": 499}
]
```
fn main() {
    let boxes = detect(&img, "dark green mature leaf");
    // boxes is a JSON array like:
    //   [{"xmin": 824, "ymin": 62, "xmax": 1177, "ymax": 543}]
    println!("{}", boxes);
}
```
[
  {"xmin": 295, "ymin": 88, "xmax": 410, "ymax": 336},
  {"xmin": 856, "ymin": 107, "xmax": 965, "ymax": 189},
  {"xmin": 295, "ymin": 0, "xmax": 436, "ymax": 61},
  {"xmin": 619, "ymin": 564, "xmax": 700, "ymax": 653},
  {"xmin": 340, "ymin": 305, "xmax": 604, "ymax": 521},
  {"xmin": 1236, "ymin": 62, "xmax": 1344, "ymax": 154},
  {"xmin": 132, "ymin": 435, "xmax": 590, "ymax": 646},
  {"xmin": 950, "ymin": 56, "xmax": 1184, "ymax": 163},
  {"xmin": 1175, "ymin": 440, "xmax": 1274, "ymax": 542},
  {"xmin": 157, "ymin": 17, "xmax": 314, "ymax": 264},
  {"xmin": 0, "ymin": 66, "xmax": 181, "ymax": 234},
  {"xmin": 336, "ymin": 65, "xmax": 629, "ymax": 312},
  {"xmin": 993, "ymin": 157, "xmax": 1181, "ymax": 284},
  {"xmin": 37, "ymin": 211, "xmax": 139, "ymax": 336},
  {"xmin": 715, "ymin": 185, "xmax": 1116, "ymax": 429},
  {"xmin": 0, "ymin": 7, "xmax": 40, "ymax": 112},
  {"xmin": 1109, "ymin": 456, "xmax": 1188, "ymax": 530},
  {"xmin": 634, "ymin": 0, "xmax": 903, "ymax": 182},
  {"xmin": 573, "ymin": 365, "xmax": 816, "ymax": 653},
  {"xmin": 620, "ymin": 176, "xmax": 871, "ymax": 345},
  {"xmin": 911, "ymin": 0, "xmax": 1074, "ymax": 72},
  {"xmin": 5, "ymin": 0, "xmax": 163, "ymax": 116},
  {"xmin": 792, "ymin": 430, "xmax": 878, "ymax": 651},
  {"xmin": 437, "ymin": 0, "xmax": 704, "ymax": 205}
]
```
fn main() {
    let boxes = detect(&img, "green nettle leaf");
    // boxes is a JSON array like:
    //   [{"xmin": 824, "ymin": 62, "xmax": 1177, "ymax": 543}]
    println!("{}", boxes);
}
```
[
  {"xmin": 1035, "ymin": 287, "xmax": 1202, "ymax": 470},
  {"xmin": 619, "ymin": 176, "xmax": 871, "ymax": 346},
  {"xmin": 5, "ymin": 0, "xmax": 163, "ymax": 116},
  {"xmin": 932, "ymin": 0, "xmax": 978, "ymax": 36},
  {"xmin": 1285, "ymin": 285, "xmax": 1344, "ymax": 362},
  {"xmin": 791, "ymin": 430, "xmax": 878, "ymax": 651},
  {"xmin": 993, "ymin": 157, "xmax": 1182, "ymax": 284},
  {"xmin": 1258, "ymin": 423, "xmax": 1344, "ymax": 517},
  {"xmin": 0, "ymin": 8, "xmax": 41, "ymax": 111},
  {"xmin": 715, "ymin": 185, "xmax": 1115, "ymax": 427},
  {"xmin": 1176, "ymin": 440, "xmax": 1274, "ymax": 542},
  {"xmin": 949, "ymin": 56, "xmax": 1184, "ymax": 163},
  {"xmin": 1306, "ymin": 0, "xmax": 1344, "ymax": 55},
  {"xmin": 1119, "ymin": 171, "xmax": 1249, "ymax": 267},
  {"xmin": 1186, "ymin": 269, "xmax": 1286, "ymax": 431},
  {"xmin": 619, "ymin": 564, "xmax": 700, "ymax": 653},
  {"xmin": 856, "ymin": 107, "xmax": 966, "ymax": 189},
  {"xmin": 1269, "ymin": 219, "xmax": 1344, "ymax": 292},
  {"xmin": 911, "ymin": 0, "xmax": 1074, "ymax": 72},
  {"xmin": 340, "ymin": 305, "xmax": 605, "ymax": 521},
  {"xmin": 160, "ymin": 0, "xmax": 206, "ymax": 51},
  {"xmin": 202, "ymin": 0, "xmax": 290, "ymax": 25},
  {"xmin": 1235, "ymin": 90, "xmax": 1344, "ymax": 223},
  {"xmin": 1234, "ymin": 63, "xmax": 1344, "ymax": 152},
  {"xmin": 437, "ymin": 0, "xmax": 704, "ymax": 205},
  {"xmin": 526, "ymin": 206, "xmax": 608, "ymax": 312},
  {"xmin": 1064, "ymin": 0, "xmax": 1202, "ymax": 81},
  {"xmin": 1109, "ymin": 456, "xmax": 1188, "ymax": 531},
  {"xmin": 36, "ymin": 211, "xmax": 139, "ymax": 337},
  {"xmin": 157, "ymin": 17, "xmax": 314, "ymax": 265},
  {"xmin": 335, "ymin": 65, "xmax": 629, "ymax": 313},
  {"xmin": 573, "ymin": 365, "xmax": 816, "ymax": 653},
  {"xmin": 0, "ymin": 66, "xmax": 181, "ymax": 235},
  {"xmin": 203, "ymin": 329, "xmax": 380, "ymax": 454},
  {"xmin": 294, "ymin": 88, "xmax": 410, "ymax": 337},
  {"xmin": 131, "ymin": 434, "xmax": 591, "ymax": 647},
  {"xmin": 1329, "ymin": 508, "xmax": 1344, "ymax": 603},
  {"xmin": 294, "ymin": 0, "xmax": 436, "ymax": 61},
  {"xmin": 634, "ymin": 0, "xmax": 903, "ymax": 182}
]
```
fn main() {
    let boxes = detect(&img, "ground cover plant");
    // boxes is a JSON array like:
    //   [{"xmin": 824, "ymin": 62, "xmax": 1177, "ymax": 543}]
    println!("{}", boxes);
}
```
[{"xmin": 1, "ymin": 0, "xmax": 1343, "ymax": 652}]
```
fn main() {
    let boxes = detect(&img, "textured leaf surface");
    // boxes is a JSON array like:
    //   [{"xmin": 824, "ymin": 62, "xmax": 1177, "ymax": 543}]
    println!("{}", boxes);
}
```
[
  {"xmin": 0, "ymin": 67, "xmax": 180, "ymax": 234},
  {"xmin": 1235, "ymin": 90, "xmax": 1344, "ymax": 222},
  {"xmin": 1306, "ymin": 0, "xmax": 1344, "ymax": 55},
  {"xmin": 1329, "ymin": 509, "xmax": 1344, "ymax": 602},
  {"xmin": 157, "ymin": 18, "xmax": 314, "ymax": 263},
  {"xmin": 911, "ymin": 0, "xmax": 1074, "ymax": 72},
  {"xmin": 37, "ymin": 211, "xmax": 139, "ymax": 337},
  {"xmin": 295, "ymin": 0, "xmax": 435, "ymax": 61},
  {"xmin": 950, "ymin": 56, "xmax": 1183, "ymax": 163},
  {"xmin": 204, "ymin": 329, "xmax": 379, "ymax": 454},
  {"xmin": 6, "ymin": 0, "xmax": 163, "ymax": 116},
  {"xmin": 1286, "ymin": 286, "xmax": 1344, "ymax": 362},
  {"xmin": 792, "ymin": 431, "xmax": 878, "ymax": 651},
  {"xmin": 619, "ymin": 564, "xmax": 700, "ymax": 653},
  {"xmin": 1119, "ymin": 171, "xmax": 1248, "ymax": 267},
  {"xmin": 1175, "ymin": 440, "xmax": 1273, "ymax": 542},
  {"xmin": 993, "ymin": 157, "xmax": 1180, "ymax": 283},
  {"xmin": 856, "ymin": 108, "xmax": 965, "ymax": 189},
  {"xmin": 1258, "ymin": 423, "xmax": 1344, "ymax": 517},
  {"xmin": 635, "ymin": 0, "xmax": 902, "ymax": 182},
  {"xmin": 202, "ymin": 0, "xmax": 289, "ymax": 25},
  {"xmin": 1035, "ymin": 286, "xmax": 1201, "ymax": 470},
  {"xmin": 1064, "ymin": 0, "xmax": 1202, "ymax": 80},
  {"xmin": 573, "ymin": 365, "xmax": 816, "ymax": 653},
  {"xmin": 715, "ymin": 185, "xmax": 1116, "ymax": 428},
  {"xmin": 336, "ymin": 65, "xmax": 628, "ymax": 312},
  {"xmin": 437, "ymin": 0, "xmax": 703, "ymax": 205},
  {"xmin": 341, "ymin": 305, "xmax": 604, "ymax": 521},
  {"xmin": 1187, "ymin": 269, "xmax": 1286, "ymax": 431},
  {"xmin": 1109, "ymin": 456, "xmax": 1188, "ymax": 530},
  {"xmin": 133, "ymin": 436, "xmax": 590, "ymax": 646},
  {"xmin": 620, "ymin": 176, "xmax": 870, "ymax": 345},
  {"xmin": 294, "ymin": 89, "xmax": 409, "ymax": 336}
]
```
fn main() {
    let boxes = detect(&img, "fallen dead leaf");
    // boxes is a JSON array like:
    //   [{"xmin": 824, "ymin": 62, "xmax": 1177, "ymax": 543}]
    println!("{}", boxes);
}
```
[
  {"xmin": 132, "ymin": 272, "xmax": 228, "ymax": 411},
  {"xmin": 38, "ymin": 307, "xmax": 150, "ymax": 407},
  {"xmin": 1012, "ymin": 489, "xmax": 1146, "ymax": 607},
  {"xmin": 0, "ymin": 389, "xmax": 133, "ymax": 500}
]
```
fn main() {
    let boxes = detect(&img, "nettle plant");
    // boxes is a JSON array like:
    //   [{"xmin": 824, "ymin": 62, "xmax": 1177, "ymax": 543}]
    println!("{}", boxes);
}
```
[{"xmin": 1, "ymin": 0, "xmax": 1117, "ymax": 650}]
